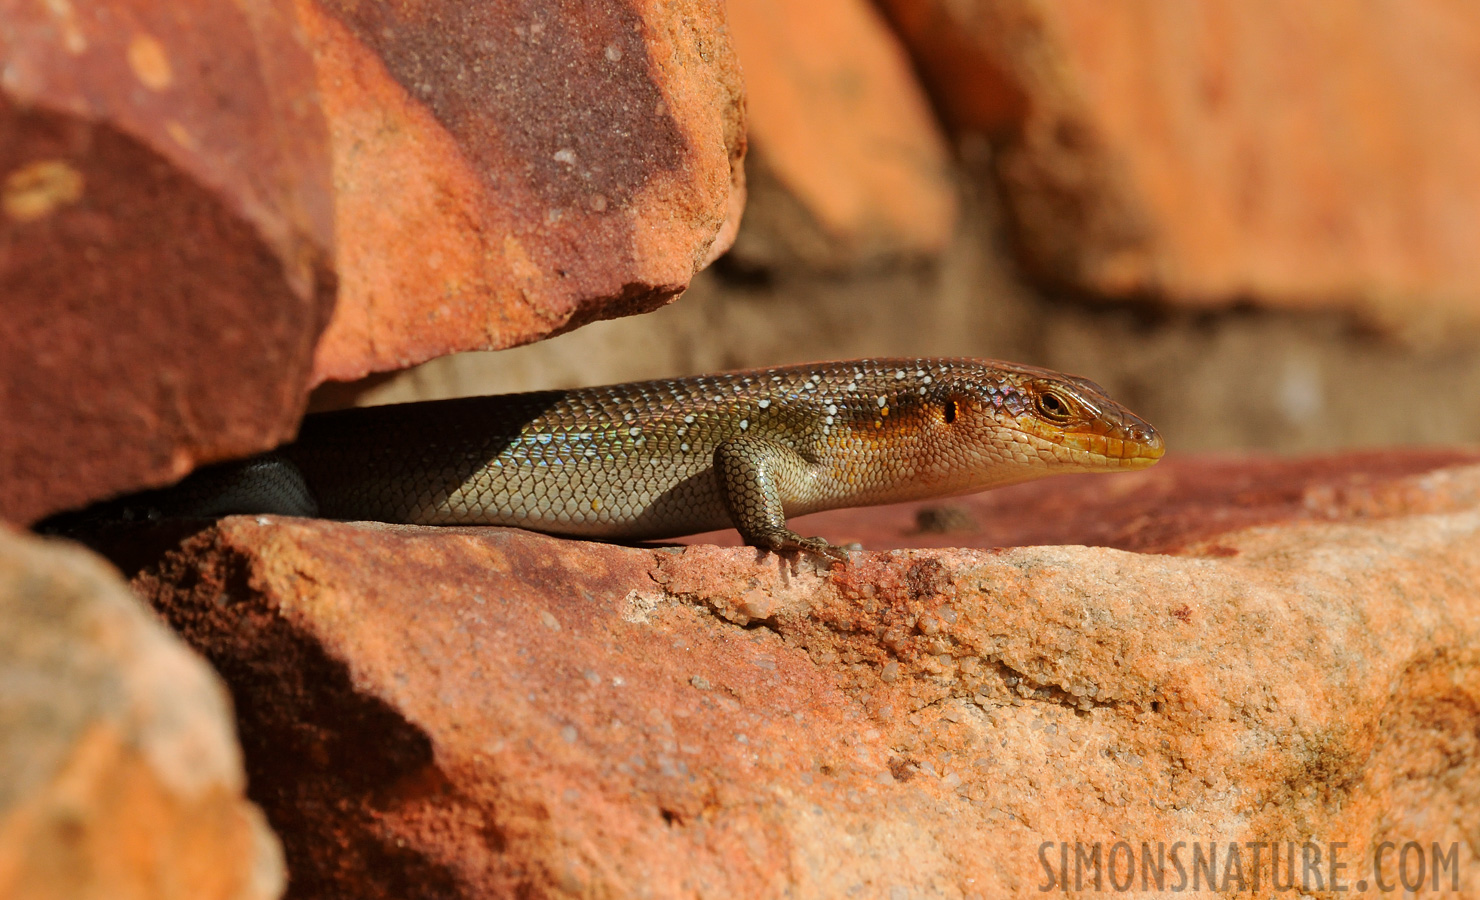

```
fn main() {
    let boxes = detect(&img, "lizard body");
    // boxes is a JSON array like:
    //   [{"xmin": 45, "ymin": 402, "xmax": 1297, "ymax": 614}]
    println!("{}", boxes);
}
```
[{"xmin": 122, "ymin": 358, "xmax": 1164, "ymax": 560}]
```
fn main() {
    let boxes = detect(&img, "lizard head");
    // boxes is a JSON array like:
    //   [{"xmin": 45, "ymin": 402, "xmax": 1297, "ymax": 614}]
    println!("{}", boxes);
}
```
[{"xmin": 926, "ymin": 360, "xmax": 1165, "ymax": 480}]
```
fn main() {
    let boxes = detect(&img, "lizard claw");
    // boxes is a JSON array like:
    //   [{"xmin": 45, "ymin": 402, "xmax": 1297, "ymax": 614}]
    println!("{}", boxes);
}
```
[
  {"xmin": 763, "ymin": 530, "xmax": 851, "ymax": 566},
  {"xmin": 807, "ymin": 539, "xmax": 852, "ymax": 566}
]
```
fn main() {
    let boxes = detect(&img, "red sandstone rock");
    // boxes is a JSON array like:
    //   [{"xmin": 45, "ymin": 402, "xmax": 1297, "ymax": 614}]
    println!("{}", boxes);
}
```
[
  {"xmin": 124, "ymin": 454, "xmax": 1480, "ymax": 898},
  {"xmin": 878, "ymin": 0, "xmax": 1480, "ymax": 329},
  {"xmin": 0, "ymin": 0, "xmax": 336, "ymax": 524},
  {"xmin": 0, "ymin": 526, "xmax": 283, "ymax": 900},
  {"xmin": 724, "ymin": 0, "xmax": 956, "ymax": 268},
  {"xmin": 679, "ymin": 447, "xmax": 1480, "ymax": 553},
  {"xmin": 302, "ymin": 0, "xmax": 747, "ymax": 382}
]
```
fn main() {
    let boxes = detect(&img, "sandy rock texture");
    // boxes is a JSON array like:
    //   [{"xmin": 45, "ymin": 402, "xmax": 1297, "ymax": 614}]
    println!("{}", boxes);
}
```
[
  {"xmin": 0, "ymin": 0, "xmax": 337, "ymax": 524},
  {"xmin": 302, "ymin": 0, "xmax": 747, "ymax": 382},
  {"xmin": 120, "ymin": 453, "xmax": 1480, "ymax": 898},
  {"xmin": 0, "ymin": 526, "xmax": 283, "ymax": 900},
  {"xmin": 879, "ymin": 0, "xmax": 1480, "ymax": 329},
  {"xmin": 724, "ymin": 0, "xmax": 955, "ymax": 269}
]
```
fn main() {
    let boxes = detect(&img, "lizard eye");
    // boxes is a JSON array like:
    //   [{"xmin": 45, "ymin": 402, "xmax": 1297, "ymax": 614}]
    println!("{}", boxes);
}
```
[{"xmin": 1034, "ymin": 389, "xmax": 1076, "ymax": 423}]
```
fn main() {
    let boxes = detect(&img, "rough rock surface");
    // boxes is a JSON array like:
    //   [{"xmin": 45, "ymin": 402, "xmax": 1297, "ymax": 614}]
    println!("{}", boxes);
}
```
[
  {"xmin": 301, "ymin": 0, "xmax": 747, "ymax": 382},
  {"xmin": 0, "ymin": 526, "xmax": 282, "ymax": 900},
  {"xmin": 724, "ymin": 0, "xmax": 955, "ymax": 269},
  {"xmin": 120, "ymin": 453, "xmax": 1480, "ymax": 898},
  {"xmin": 680, "ymin": 448, "xmax": 1480, "ymax": 552},
  {"xmin": 879, "ymin": 0, "xmax": 1480, "ymax": 329},
  {"xmin": 0, "ymin": 0, "xmax": 337, "ymax": 525}
]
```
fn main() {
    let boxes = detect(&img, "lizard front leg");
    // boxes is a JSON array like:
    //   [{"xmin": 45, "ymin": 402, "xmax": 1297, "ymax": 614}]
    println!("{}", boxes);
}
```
[{"xmin": 712, "ymin": 437, "xmax": 849, "ymax": 564}]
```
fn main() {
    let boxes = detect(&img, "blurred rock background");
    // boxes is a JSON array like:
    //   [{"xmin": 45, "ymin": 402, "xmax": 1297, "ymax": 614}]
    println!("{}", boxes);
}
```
[{"xmin": 329, "ymin": 0, "xmax": 1480, "ymax": 458}]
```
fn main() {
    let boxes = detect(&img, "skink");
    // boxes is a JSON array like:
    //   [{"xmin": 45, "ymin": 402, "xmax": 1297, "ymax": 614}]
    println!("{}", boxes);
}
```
[{"xmin": 128, "ymin": 358, "xmax": 1165, "ymax": 561}]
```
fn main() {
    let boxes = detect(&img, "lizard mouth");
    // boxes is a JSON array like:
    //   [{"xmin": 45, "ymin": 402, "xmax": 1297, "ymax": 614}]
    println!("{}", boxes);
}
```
[{"xmin": 1060, "ymin": 422, "xmax": 1165, "ymax": 468}]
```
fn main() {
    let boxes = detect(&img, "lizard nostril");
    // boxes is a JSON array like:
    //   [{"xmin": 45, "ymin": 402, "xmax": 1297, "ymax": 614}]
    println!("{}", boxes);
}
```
[{"xmin": 1118, "ymin": 421, "xmax": 1164, "ymax": 458}]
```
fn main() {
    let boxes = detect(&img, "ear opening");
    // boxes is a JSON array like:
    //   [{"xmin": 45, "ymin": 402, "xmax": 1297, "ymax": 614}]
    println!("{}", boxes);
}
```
[{"xmin": 943, "ymin": 398, "xmax": 959, "ymax": 425}]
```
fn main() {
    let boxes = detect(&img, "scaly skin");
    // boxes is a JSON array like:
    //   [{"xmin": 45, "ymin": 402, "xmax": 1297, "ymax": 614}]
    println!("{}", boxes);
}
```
[{"xmin": 148, "ymin": 358, "xmax": 1165, "ymax": 561}]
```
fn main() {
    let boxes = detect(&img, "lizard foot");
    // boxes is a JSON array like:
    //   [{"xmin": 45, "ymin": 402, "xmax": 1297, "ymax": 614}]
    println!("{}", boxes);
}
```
[{"xmin": 758, "ymin": 529, "xmax": 851, "ymax": 566}]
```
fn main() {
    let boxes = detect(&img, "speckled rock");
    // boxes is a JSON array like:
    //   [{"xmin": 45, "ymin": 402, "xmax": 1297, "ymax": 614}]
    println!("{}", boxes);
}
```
[
  {"xmin": 0, "ymin": 0, "xmax": 336, "ymax": 524},
  {"xmin": 0, "ymin": 526, "xmax": 283, "ymax": 900},
  {"xmin": 120, "ymin": 453, "xmax": 1480, "ymax": 898},
  {"xmin": 301, "ymin": 0, "xmax": 747, "ymax": 382},
  {"xmin": 724, "ymin": 0, "xmax": 956, "ymax": 269},
  {"xmin": 878, "ymin": 0, "xmax": 1480, "ymax": 331}
]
